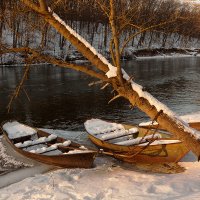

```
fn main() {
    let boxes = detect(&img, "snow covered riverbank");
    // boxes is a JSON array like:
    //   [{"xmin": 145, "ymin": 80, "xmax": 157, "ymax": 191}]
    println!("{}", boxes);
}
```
[
  {"xmin": 0, "ymin": 127, "xmax": 200, "ymax": 200},
  {"xmin": 0, "ymin": 153, "xmax": 200, "ymax": 200},
  {"xmin": 1, "ymin": 47, "xmax": 200, "ymax": 66}
]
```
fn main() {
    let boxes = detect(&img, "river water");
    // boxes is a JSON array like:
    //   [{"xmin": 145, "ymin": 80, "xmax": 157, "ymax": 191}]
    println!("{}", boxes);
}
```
[{"xmin": 0, "ymin": 57, "xmax": 200, "ymax": 130}]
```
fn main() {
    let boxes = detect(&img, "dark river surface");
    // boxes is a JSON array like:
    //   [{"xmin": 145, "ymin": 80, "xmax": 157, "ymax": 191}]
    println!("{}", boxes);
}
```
[{"xmin": 0, "ymin": 57, "xmax": 200, "ymax": 131}]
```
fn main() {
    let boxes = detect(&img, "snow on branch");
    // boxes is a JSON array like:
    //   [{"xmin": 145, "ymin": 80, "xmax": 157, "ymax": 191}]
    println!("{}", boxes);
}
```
[
  {"xmin": 50, "ymin": 8, "xmax": 117, "ymax": 78},
  {"xmin": 122, "ymin": 69, "xmax": 200, "ymax": 140},
  {"xmin": 48, "ymin": 8, "xmax": 200, "ymax": 140}
]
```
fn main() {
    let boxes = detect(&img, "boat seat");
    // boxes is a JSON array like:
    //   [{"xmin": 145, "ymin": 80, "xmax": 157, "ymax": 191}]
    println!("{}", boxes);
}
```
[
  {"xmin": 42, "ymin": 149, "xmax": 63, "ymax": 155},
  {"xmin": 93, "ymin": 127, "xmax": 124, "ymax": 136},
  {"xmin": 29, "ymin": 145, "xmax": 60, "ymax": 155},
  {"xmin": 15, "ymin": 134, "xmax": 58, "ymax": 148},
  {"xmin": 114, "ymin": 133, "xmax": 162, "ymax": 146},
  {"xmin": 138, "ymin": 139, "xmax": 181, "ymax": 146},
  {"xmin": 27, "ymin": 140, "xmax": 72, "ymax": 154},
  {"xmin": 99, "ymin": 127, "xmax": 139, "ymax": 141}
]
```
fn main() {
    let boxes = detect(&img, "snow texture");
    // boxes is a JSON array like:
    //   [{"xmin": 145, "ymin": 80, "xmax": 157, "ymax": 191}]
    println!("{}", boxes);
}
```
[
  {"xmin": 3, "ymin": 121, "xmax": 36, "ymax": 139},
  {"xmin": 28, "ymin": 140, "xmax": 71, "ymax": 154},
  {"xmin": 0, "ymin": 151, "xmax": 200, "ymax": 200},
  {"xmin": 139, "ymin": 121, "xmax": 159, "ymax": 127},
  {"xmin": 0, "ymin": 137, "xmax": 31, "ymax": 172},
  {"xmin": 84, "ymin": 118, "xmax": 124, "ymax": 135},
  {"xmin": 180, "ymin": 112, "xmax": 200, "ymax": 123},
  {"xmin": 138, "ymin": 139, "xmax": 181, "ymax": 146},
  {"xmin": 1, "ymin": 129, "xmax": 200, "ymax": 199},
  {"xmin": 64, "ymin": 149, "xmax": 94, "ymax": 155},
  {"xmin": 15, "ymin": 134, "xmax": 58, "ymax": 148},
  {"xmin": 115, "ymin": 134, "xmax": 161, "ymax": 146},
  {"xmin": 100, "ymin": 128, "xmax": 138, "ymax": 141},
  {"xmin": 29, "ymin": 145, "xmax": 59, "ymax": 154}
]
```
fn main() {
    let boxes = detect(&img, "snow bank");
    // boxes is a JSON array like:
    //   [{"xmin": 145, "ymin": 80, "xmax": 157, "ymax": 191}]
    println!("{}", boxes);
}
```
[
  {"xmin": 0, "ymin": 137, "xmax": 31, "ymax": 170},
  {"xmin": 136, "ymin": 54, "xmax": 199, "ymax": 60},
  {"xmin": 1, "ymin": 129, "xmax": 200, "ymax": 200},
  {"xmin": 180, "ymin": 112, "xmax": 200, "ymax": 123},
  {"xmin": 1, "ymin": 156, "xmax": 200, "ymax": 200}
]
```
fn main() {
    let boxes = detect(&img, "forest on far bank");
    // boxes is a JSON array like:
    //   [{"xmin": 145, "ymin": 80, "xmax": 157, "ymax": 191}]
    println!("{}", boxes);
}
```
[{"xmin": 0, "ymin": 0, "xmax": 200, "ymax": 64}]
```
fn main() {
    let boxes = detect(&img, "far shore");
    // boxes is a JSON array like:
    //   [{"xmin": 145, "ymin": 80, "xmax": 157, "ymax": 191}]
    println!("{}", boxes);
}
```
[{"xmin": 0, "ymin": 48, "xmax": 199, "ymax": 66}]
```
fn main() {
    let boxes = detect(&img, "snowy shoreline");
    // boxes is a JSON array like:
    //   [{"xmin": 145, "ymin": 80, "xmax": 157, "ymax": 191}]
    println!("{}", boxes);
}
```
[
  {"xmin": 0, "ymin": 48, "xmax": 199, "ymax": 66},
  {"xmin": 0, "ymin": 122, "xmax": 200, "ymax": 199}
]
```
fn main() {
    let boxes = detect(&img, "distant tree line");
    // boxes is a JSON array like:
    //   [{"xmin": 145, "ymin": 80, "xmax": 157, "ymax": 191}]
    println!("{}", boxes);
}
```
[{"xmin": 0, "ymin": 0, "xmax": 200, "ymax": 57}]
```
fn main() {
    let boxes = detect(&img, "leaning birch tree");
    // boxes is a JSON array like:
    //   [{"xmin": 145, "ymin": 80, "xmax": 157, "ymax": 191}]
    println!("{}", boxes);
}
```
[{"xmin": 3, "ymin": 0, "xmax": 200, "ymax": 159}]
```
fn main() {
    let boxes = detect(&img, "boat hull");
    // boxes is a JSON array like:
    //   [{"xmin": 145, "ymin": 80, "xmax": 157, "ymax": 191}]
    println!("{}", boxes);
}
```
[
  {"xmin": 2, "ymin": 122, "xmax": 96, "ymax": 168},
  {"xmin": 88, "ymin": 125, "xmax": 189, "ymax": 164}
]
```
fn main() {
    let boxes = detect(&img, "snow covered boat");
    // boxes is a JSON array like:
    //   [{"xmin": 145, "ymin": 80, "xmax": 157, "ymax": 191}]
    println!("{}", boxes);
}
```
[
  {"xmin": 84, "ymin": 119, "xmax": 189, "ymax": 164},
  {"xmin": 1, "ymin": 121, "xmax": 97, "ymax": 168}
]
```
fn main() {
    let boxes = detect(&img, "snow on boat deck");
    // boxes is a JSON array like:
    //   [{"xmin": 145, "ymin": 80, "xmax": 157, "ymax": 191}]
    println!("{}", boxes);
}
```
[
  {"xmin": 84, "ymin": 118, "xmax": 182, "ymax": 146},
  {"xmin": 2, "ymin": 121, "xmax": 36, "ymax": 139}
]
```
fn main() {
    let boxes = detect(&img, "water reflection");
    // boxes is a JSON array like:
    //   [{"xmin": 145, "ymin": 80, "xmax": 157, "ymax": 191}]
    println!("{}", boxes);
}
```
[{"xmin": 0, "ymin": 57, "xmax": 200, "ymax": 130}]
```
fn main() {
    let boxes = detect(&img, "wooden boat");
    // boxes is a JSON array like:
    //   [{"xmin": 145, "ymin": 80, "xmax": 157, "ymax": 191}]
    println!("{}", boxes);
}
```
[
  {"xmin": 1, "ymin": 121, "xmax": 97, "ymax": 168},
  {"xmin": 84, "ymin": 119, "xmax": 189, "ymax": 164}
]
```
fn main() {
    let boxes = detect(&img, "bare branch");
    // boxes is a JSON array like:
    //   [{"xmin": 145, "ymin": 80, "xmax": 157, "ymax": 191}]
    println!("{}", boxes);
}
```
[
  {"xmin": 109, "ymin": 0, "xmax": 123, "ymax": 84},
  {"xmin": 101, "ymin": 83, "xmax": 110, "ymax": 90},
  {"xmin": 108, "ymin": 94, "xmax": 122, "ymax": 104},
  {"xmin": 88, "ymin": 80, "xmax": 103, "ymax": 87},
  {"xmin": 95, "ymin": 0, "xmax": 109, "ymax": 18},
  {"xmin": 120, "ymin": 19, "xmax": 180, "ymax": 55},
  {"xmin": 23, "ymin": 88, "xmax": 31, "ymax": 102},
  {"xmin": 7, "ymin": 61, "xmax": 31, "ymax": 113},
  {"xmin": 39, "ymin": 0, "xmax": 48, "ymax": 12},
  {"xmin": 0, "ymin": 46, "xmax": 109, "ymax": 82},
  {"xmin": 20, "ymin": 0, "xmax": 41, "ymax": 13}
]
